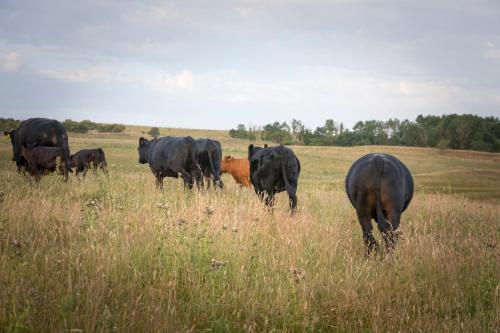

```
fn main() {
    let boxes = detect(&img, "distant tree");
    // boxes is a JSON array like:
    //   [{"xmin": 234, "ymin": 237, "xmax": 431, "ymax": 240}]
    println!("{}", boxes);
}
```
[
  {"xmin": 291, "ymin": 119, "xmax": 305, "ymax": 144},
  {"xmin": 261, "ymin": 121, "xmax": 292, "ymax": 144},
  {"xmin": 63, "ymin": 119, "xmax": 89, "ymax": 133},
  {"xmin": 324, "ymin": 119, "xmax": 337, "ymax": 136},
  {"xmin": 229, "ymin": 124, "xmax": 255, "ymax": 140},
  {"xmin": 436, "ymin": 139, "xmax": 450, "ymax": 154},
  {"xmin": 385, "ymin": 118, "xmax": 401, "ymax": 145},
  {"xmin": 339, "ymin": 122, "xmax": 344, "ymax": 134},
  {"xmin": 0, "ymin": 118, "xmax": 21, "ymax": 131},
  {"xmin": 148, "ymin": 127, "xmax": 160, "ymax": 137},
  {"xmin": 400, "ymin": 121, "xmax": 427, "ymax": 147},
  {"xmin": 97, "ymin": 123, "xmax": 125, "ymax": 133},
  {"xmin": 352, "ymin": 120, "xmax": 387, "ymax": 145}
]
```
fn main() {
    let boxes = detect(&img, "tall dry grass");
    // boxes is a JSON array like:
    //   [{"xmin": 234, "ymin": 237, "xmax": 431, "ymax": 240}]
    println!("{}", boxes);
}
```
[{"xmin": 0, "ymin": 128, "xmax": 499, "ymax": 332}]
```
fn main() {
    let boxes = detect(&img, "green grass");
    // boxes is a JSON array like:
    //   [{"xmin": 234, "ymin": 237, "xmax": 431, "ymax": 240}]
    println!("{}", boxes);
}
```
[{"xmin": 0, "ymin": 126, "xmax": 498, "ymax": 332}]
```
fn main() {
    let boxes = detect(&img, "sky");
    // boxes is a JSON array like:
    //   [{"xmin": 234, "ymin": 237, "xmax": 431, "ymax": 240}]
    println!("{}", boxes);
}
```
[{"xmin": 0, "ymin": 0, "xmax": 499, "ymax": 130}]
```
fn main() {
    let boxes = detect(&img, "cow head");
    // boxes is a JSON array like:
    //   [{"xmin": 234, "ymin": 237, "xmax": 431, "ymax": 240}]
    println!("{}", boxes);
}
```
[
  {"xmin": 137, "ymin": 137, "xmax": 151, "ymax": 164},
  {"xmin": 248, "ymin": 144, "xmax": 255, "ymax": 159},
  {"xmin": 69, "ymin": 154, "xmax": 77, "ymax": 168},
  {"xmin": 248, "ymin": 144, "xmax": 268, "ymax": 159},
  {"xmin": 221, "ymin": 155, "xmax": 233, "ymax": 173},
  {"xmin": 3, "ymin": 129, "xmax": 15, "ymax": 161}
]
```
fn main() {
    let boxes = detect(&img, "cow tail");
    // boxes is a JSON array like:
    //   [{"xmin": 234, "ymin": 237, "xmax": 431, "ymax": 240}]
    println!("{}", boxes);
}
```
[
  {"xmin": 62, "ymin": 139, "xmax": 72, "ymax": 174},
  {"xmin": 372, "ymin": 155, "xmax": 390, "ymax": 230},
  {"xmin": 98, "ymin": 148, "xmax": 107, "ymax": 167},
  {"xmin": 280, "ymin": 151, "xmax": 295, "ymax": 196},
  {"xmin": 99, "ymin": 148, "xmax": 109, "ymax": 174},
  {"xmin": 186, "ymin": 137, "xmax": 199, "ymax": 171},
  {"xmin": 207, "ymin": 149, "xmax": 216, "ymax": 177}
]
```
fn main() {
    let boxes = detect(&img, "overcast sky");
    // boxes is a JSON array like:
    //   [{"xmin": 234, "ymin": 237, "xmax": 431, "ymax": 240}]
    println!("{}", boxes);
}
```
[{"xmin": 1, "ymin": 0, "xmax": 499, "ymax": 130}]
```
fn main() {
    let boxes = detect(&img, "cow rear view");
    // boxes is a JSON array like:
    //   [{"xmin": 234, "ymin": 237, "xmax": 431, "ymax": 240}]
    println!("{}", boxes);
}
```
[
  {"xmin": 138, "ymin": 136, "xmax": 202, "ymax": 190},
  {"xmin": 196, "ymin": 138, "xmax": 224, "ymax": 189},
  {"xmin": 345, "ymin": 153, "xmax": 414, "ymax": 254},
  {"xmin": 248, "ymin": 144, "xmax": 300, "ymax": 213}
]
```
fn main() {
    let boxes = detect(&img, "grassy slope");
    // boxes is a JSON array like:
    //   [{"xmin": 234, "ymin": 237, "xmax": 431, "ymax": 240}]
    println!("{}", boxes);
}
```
[{"xmin": 0, "ymin": 126, "xmax": 498, "ymax": 332}]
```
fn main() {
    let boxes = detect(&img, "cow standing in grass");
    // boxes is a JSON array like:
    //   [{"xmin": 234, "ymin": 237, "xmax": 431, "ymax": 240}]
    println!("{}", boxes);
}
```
[
  {"xmin": 248, "ymin": 144, "xmax": 300, "ymax": 213},
  {"xmin": 221, "ymin": 156, "xmax": 251, "ymax": 188},
  {"xmin": 138, "ymin": 136, "xmax": 202, "ymax": 189},
  {"xmin": 196, "ymin": 138, "xmax": 223, "ymax": 189},
  {"xmin": 345, "ymin": 153, "xmax": 414, "ymax": 254},
  {"xmin": 70, "ymin": 148, "xmax": 108, "ymax": 178},
  {"xmin": 21, "ymin": 146, "xmax": 69, "ymax": 182},
  {"xmin": 4, "ymin": 118, "xmax": 71, "ymax": 175}
]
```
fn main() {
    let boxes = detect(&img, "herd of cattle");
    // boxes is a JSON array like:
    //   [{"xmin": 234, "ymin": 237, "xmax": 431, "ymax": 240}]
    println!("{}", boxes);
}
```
[{"xmin": 3, "ymin": 118, "xmax": 414, "ymax": 253}]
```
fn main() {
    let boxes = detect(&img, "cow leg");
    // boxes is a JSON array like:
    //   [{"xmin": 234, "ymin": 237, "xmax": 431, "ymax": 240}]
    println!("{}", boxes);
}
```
[
  {"xmin": 101, "ymin": 163, "xmax": 109, "ymax": 176},
  {"xmin": 78, "ymin": 165, "xmax": 85, "ymax": 179},
  {"xmin": 356, "ymin": 209, "xmax": 378, "ymax": 256},
  {"xmin": 155, "ymin": 175, "xmax": 164, "ymax": 190},
  {"xmin": 286, "ymin": 180, "xmax": 298, "ymax": 214},
  {"xmin": 379, "ymin": 210, "xmax": 402, "ymax": 250},
  {"xmin": 181, "ymin": 174, "xmax": 194, "ymax": 190},
  {"xmin": 264, "ymin": 190, "xmax": 276, "ymax": 208},
  {"xmin": 34, "ymin": 165, "xmax": 42, "ymax": 183},
  {"xmin": 212, "ymin": 174, "xmax": 223, "ymax": 189},
  {"xmin": 62, "ymin": 162, "xmax": 69, "ymax": 182}
]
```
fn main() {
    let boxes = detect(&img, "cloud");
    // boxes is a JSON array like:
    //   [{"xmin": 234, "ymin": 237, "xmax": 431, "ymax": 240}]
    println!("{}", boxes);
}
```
[
  {"xmin": 0, "ymin": 52, "xmax": 22, "ymax": 71},
  {"xmin": 149, "ymin": 70, "xmax": 195, "ymax": 93},
  {"xmin": 37, "ymin": 66, "xmax": 117, "ymax": 83},
  {"xmin": 485, "ymin": 41, "xmax": 500, "ymax": 60}
]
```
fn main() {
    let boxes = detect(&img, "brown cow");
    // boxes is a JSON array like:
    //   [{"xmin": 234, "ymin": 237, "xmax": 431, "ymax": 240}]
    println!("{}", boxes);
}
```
[
  {"xmin": 221, "ymin": 155, "xmax": 251, "ymax": 188},
  {"xmin": 21, "ymin": 146, "xmax": 69, "ymax": 182}
]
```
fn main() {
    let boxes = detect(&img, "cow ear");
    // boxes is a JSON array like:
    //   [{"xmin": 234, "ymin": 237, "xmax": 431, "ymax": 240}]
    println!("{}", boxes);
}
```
[
  {"xmin": 3, "ymin": 130, "xmax": 12, "ymax": 138},
  {"xmin": 139, "ymin": 137, "xmax": 145, "ymax": 145}
]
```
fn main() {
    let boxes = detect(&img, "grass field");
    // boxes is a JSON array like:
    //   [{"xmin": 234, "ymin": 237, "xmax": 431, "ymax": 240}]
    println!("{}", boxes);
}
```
[{"xmin": 0, "ymin": 126, "xmax": 499, "ymax": 332}]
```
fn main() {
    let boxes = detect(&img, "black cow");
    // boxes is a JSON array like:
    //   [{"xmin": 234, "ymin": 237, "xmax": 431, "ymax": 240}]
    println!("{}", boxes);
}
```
[
  {"xmin": 70, "ymin": 148, "xmax": 108, "ymax": 177},
  {"xmin": 248, "ymin": 144, "xmax": 301, "ymax": 213},
  {"xmin": 21, "ymin": 145, "xmax": 69, "ymax": 182},
  {"xmin": 3, "ymin": 118, "xmax": 71, "ymax": 175},
  {"xmin": 138, "ymin": 136, "xmax": 202, "ymax": 189},
  {"xmin": 345, "ymin": 153, "xmax": 414, "ymax": 254},
  {"xmin": 196, "ymin": 138, "xmax": 223, "ymax": 189}
]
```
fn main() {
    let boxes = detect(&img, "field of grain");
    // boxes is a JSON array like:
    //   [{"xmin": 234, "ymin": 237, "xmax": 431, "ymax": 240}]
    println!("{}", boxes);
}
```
[{"xmin": 0, "ymin": 126, "xmax": 499, "ymax": 332}]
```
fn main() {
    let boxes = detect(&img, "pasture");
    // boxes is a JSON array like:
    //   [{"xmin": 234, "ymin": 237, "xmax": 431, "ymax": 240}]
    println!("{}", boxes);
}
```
[{"xmin": 0, "ymin": 126, "xmax": 499, "ymax": 332}]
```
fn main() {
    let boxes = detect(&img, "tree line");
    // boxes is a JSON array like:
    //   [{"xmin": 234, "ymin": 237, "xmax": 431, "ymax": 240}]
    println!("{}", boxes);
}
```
[
  {"xmin": 229, "ymin": 114, "xmax": 500, "ymax": 152},
  {"xmin": 0, "ymin": 118, "xmax": 125, "ymax": 133}
]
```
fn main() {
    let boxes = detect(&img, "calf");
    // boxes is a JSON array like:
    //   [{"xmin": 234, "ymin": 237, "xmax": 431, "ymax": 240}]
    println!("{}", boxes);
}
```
[
  {"xmin": 138, "ymin": 136, "xmax": 202, "ymax": 189},
  {"xmin": 21, "ymin": 145, "xmax": 69, "ymax": 181},
  {"xmin": 70, "ymin": 148, "xmax": 108, "ymax": 177},
  {"xmin": 248, "ymin": 144, "xmax": 301, "ymax": 213},
  {"xmin": 345, "ymin": 153, "xmax": 414, "ymax": 254},
  {"xmin": 221, "ymin": 155, "xmax": 251, "ymax": 188}
]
